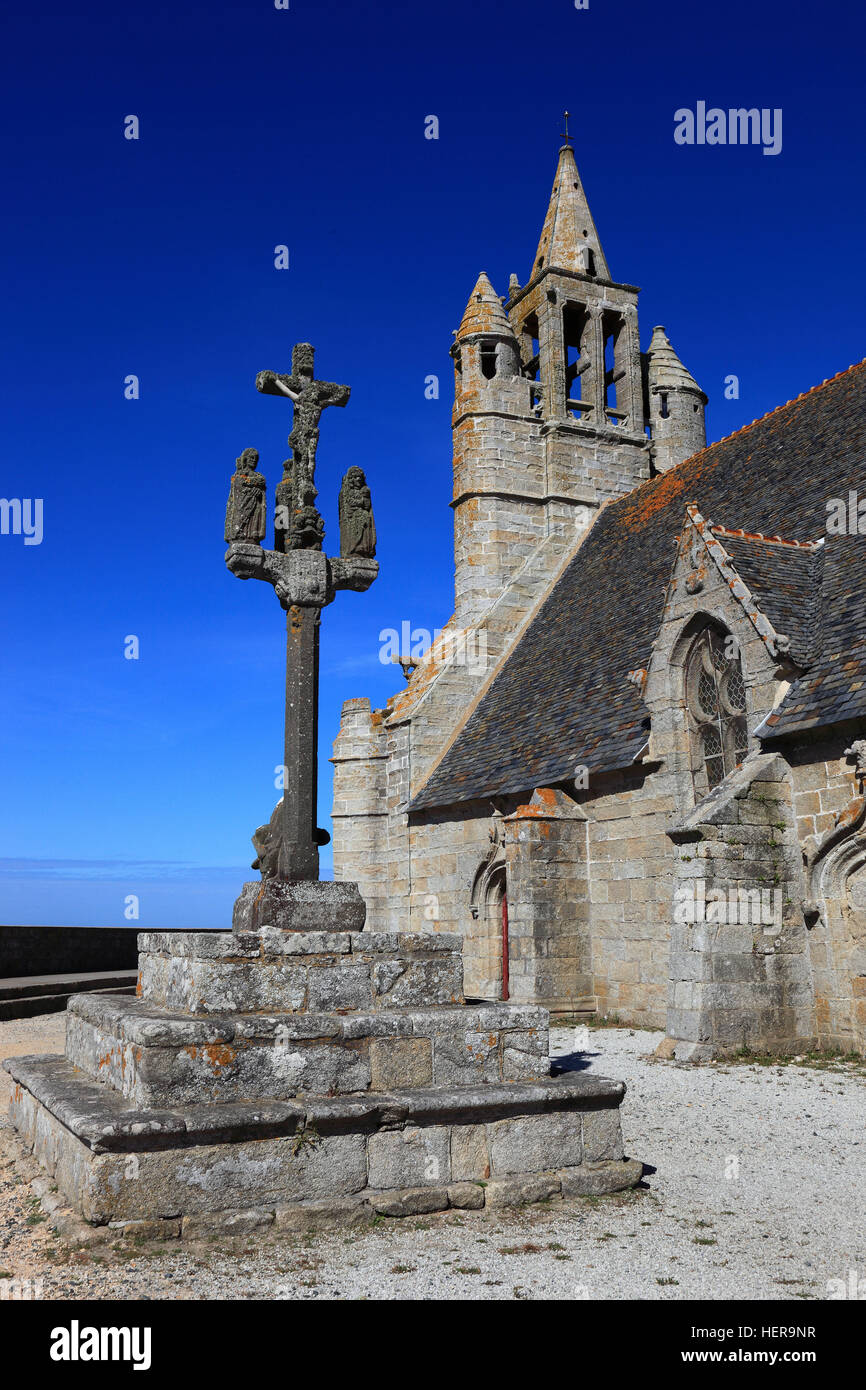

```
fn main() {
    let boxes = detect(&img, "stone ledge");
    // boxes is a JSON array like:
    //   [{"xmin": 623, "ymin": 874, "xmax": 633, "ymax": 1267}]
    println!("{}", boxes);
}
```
[
  {"xmin": 5, "ymin": 1055, "xmax": 626, "ymax": 1155},
  {"xmin": 3, "ymin": 1077, "xmax": 640, "ymax": 1231},
  {"xmin": 68, "ymin": 992, "xmax": 546, "ymax": 1046},
  {"xmin": 138, "ymin": 928, "xmax": 464, "ymax": 961}
]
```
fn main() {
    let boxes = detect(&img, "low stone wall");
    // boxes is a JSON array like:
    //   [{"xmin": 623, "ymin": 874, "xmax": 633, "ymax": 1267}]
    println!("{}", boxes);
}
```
[{"xmin": 0, "ymin": 926, "xmax": 170, "ymax": 979}]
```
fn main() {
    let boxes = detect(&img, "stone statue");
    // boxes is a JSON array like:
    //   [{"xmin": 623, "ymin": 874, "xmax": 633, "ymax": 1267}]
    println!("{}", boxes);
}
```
[
  {"xmin": 274, "ymin": 458, "xmax": 294, "ymax": 553},
  {"xmin": 339, "ymin": 466, "xmax": 377, "ymax": 559},
  {"xmin": 225, "ymin": 448, "xmax": 266, "ymax": 543},
  {"xmin": 846, "ymin": 739, "xmax": 866, "ymax": 788},
  {"xmin": 292, "ymin": 483, "xmax": 325, "ymax": 552},
  {"xmin": 251, "ymin": 797, "xmax": 329, "ymax": 878}
]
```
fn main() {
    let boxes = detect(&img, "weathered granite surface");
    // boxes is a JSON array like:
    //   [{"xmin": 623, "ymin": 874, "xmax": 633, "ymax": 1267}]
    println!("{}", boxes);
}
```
[
  {"xmin": 3, "ymin": 902, "xmax": 641, "ymax": 1225},
  {"xmin": 64, "ymin": 993, "xmax": 549, "ymax": 1106},
  {"xmin": 136, "ymin": 927, "xmax": 465, "ymax": 1015},
  {"xmin": 6, "ymin": 1054, "xmax": 636, "ymax": 1229},
  {"xmin": 231, "ymin": 880, "xmax": 366, "ymax": 933}
]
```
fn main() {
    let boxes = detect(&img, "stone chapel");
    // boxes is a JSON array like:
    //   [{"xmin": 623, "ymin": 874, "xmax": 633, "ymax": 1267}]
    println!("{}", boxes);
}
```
[{"xmin": 331, "ymin": 141, "xmax": 866, "ymax": 1060}]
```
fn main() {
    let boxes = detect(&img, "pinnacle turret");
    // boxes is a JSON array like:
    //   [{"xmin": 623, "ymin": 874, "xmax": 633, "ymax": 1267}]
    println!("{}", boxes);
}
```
[
  {"xmin": 456, "ymin": 272, "xmax": 515, "ymax": 340},
  {"xmin": 645, "ymin": 326, "xmax": 708, "ymax": 473}
]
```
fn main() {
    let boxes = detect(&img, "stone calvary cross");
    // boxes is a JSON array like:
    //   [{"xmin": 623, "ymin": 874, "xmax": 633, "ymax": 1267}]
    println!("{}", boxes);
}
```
[{"xmin": 224, "ymin": 343, "xmax": 377, "ymax": 887}]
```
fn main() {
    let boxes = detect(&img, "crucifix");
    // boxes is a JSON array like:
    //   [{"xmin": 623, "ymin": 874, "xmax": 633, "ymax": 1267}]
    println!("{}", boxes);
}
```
[
  {"xmin": 225, "ymin": 343, "xmax": 377, "ymax": 886},
  {"xmin": 256, "ymin": 343, "xmax": 351, "ymax": 550},
  {"xmin": 560, "ymin": 110, "xmax": 573, "ymax": 148}
]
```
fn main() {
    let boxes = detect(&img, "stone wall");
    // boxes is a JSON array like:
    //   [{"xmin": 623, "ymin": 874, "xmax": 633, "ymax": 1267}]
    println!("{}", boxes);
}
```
[
  {"xmin": 0, "ymin": 925, "xmax": 197, "ymax": 978},
  {"xmin": 666, "ymin": 753, "xmax": 815, "ymax": 1059},
  {"xmin": 789, "ymin": 735, "xmax": 866, "ymax": 1051},
  {"xmin": 583, "ymin": 770, "xmax": 675, "ymax": 1029},
  {"xmin": 503, "ymin": 790, "xmax": 594, "ymax": 1012}
]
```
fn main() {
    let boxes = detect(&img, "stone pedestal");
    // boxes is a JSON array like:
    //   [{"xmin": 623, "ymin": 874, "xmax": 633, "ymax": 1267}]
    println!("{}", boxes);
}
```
[
  {"xmin": 231, "ymin": 880, "xmax": 366, "ymax": 933},
  {"xmin": 4, "ymin": 885, "xmax": 641, "ymax": 1234}
]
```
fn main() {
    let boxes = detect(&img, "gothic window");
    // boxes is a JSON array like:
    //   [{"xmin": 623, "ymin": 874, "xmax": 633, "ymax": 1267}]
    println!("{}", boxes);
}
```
[
  {"xmin": 659, "ymin": 392, "xmax": 669, "ymax": 419},
  {"xmin": 685, "ymin": 625, "xmax": 749, "ymax": 798}
]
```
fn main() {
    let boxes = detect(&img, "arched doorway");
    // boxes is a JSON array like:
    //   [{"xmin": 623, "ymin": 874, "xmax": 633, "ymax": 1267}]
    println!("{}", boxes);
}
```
[
  {"xmin": 467, "ymin": 860, "xmax": 509, "ymax": 1002},
  {"xmin": 804, "ymin": 806, "xmax": 866, "ymax": 1053}
]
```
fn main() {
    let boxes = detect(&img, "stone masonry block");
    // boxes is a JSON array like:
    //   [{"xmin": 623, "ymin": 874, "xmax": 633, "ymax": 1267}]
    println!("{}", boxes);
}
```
[
  {"xmin": 367, "ymin": 1125, "xmax": 452, "ymax": 1189},
  {"xmin": 487, "ymin": 1113, "xmax": 583, "ymax": 1175},
  {"xmin": 369, "ymin": 1039, "xmax": 433, "ymax": 1090},
  {"xmin": 581, "ymin": 1107, "xmax": 625, "ymax": 1162},
  {"xmin": 450, "ymin": 1124, "xmax": 491, "ymax": 1181}
]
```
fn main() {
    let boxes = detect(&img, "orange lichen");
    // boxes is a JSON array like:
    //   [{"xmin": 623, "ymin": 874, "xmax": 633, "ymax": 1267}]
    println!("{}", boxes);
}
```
[
  {"xmin": 186, "ymin": 1044, "xmax": 237, "ymax": 1072},
  {"xmin": 619, "ymin": 359, "xmax": 866, "ymax": 534}
]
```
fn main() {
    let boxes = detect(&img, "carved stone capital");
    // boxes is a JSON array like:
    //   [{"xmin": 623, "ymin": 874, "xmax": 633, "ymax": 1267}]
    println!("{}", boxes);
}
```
[
  {"xmin": 226, "ymin": 543, "xmax": 329, "ymax": 609},
  {"xmin": 226, "ymin": 543, "xmax": 378, "ymax": 610}
]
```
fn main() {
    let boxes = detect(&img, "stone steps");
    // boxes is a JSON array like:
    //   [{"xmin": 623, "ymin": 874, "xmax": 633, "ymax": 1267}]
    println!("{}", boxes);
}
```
[
  {"xmin": 136, "ymin": 928, "xmax": 465, "ymax": 1015},
  {"xmin": 64, "ymin": 991, "xmax": 550, "ymax": 1106},
  {"xmin": 2, "ymin": 887, "xmax": 641, "ymax": 1227},
  {"xmin": 5, "ymin": 1052, "xmax": 638, "ymax": 1229}
]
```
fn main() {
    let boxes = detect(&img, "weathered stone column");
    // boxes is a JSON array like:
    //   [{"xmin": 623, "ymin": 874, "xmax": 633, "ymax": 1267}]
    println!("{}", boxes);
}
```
[
  {"xmin": 664, "ymin": 754, "xmax": 815, "ymax": 1060},
  {"xmin": 538, "ymin": 295, "xmax": 567, "ymax": 423},
  {"xmin": 585, "ymin": 303, "xmax": 605, "ymax": 425},
  {"xmin": 620, "ymin": 304, "xmax": 643, "ymax": 432},
  {"xmin": 280, "ymin": 602, "xmax": 322, "ymax": 880}
]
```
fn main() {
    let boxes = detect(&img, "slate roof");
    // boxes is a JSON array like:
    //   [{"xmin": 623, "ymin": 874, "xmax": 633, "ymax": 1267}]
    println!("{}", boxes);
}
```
[
  {"xmin": 411, "ymin": 359, "xmax": 866, "ymax": 810},
  {"xmin": 714, "ymin": 531, "xmax": 824, "ymax": 667}
]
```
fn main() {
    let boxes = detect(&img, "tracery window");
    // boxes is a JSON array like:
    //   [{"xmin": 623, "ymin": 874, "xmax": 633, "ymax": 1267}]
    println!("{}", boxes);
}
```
[{"xmin": 685, "ymin": 625, "xmax": 749, "ymax": 798}]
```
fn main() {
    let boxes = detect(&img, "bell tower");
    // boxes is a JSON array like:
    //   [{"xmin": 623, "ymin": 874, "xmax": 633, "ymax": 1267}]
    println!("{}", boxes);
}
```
[
  {"xmin": 450, "ymin": 135, "xmax": 652, "ymax": 625},
  {"xmin": 505, "ymin": 137, "xmax": 651, "ymax": 503}
]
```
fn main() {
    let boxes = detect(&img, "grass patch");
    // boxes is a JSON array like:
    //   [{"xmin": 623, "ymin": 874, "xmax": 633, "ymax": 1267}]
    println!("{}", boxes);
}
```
[{"xmin": 719, "ymin": 1045, "xmax": 865, "ymax": 1074}]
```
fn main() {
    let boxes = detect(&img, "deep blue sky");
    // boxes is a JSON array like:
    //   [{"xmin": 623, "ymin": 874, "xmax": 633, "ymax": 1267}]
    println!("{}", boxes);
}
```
[{"xmin": 1, "ymin": 0, "xmax": 863, "ymax": 927}]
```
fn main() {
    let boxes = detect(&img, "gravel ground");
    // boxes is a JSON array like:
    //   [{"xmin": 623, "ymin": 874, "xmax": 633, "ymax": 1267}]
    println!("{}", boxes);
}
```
[{"xmin": 0, "ymin": 1013, "xmax": 863, "ymax": 1301}]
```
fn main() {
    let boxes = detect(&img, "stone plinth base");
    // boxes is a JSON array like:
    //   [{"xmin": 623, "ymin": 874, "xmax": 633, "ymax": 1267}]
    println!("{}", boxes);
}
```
[
  {"xmin": 232, "ymin": 880, "xmax": 366, "ymax": 934},
  {"xmin": 65, "ymin": 994, "xmax": 549, "ymax": 1106},
  {"xmin": 135, "ymin": 928, "xmax": 466, "ymax": 1016},
  {"xmin": 5, "ymin": 1055, "xmax": 640, "ymax": 1229}
]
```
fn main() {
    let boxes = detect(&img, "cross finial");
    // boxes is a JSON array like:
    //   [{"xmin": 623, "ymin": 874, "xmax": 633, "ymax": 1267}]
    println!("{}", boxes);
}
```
[{"xmin": 561, "ymin": 110, "xmax": 573, "ymax": 148}]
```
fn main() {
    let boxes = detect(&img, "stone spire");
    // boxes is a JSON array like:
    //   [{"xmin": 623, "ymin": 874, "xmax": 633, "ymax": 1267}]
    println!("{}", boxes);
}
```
[
  {"xmin": 530, "ymin": 144, "xmax": 611, "ymax": 283},
  {"xmin": 456, "ymin": 272, "xmax": 514, "ymax": 340},
  {"xmin": 645, "ymin": 325, "xmax": 708, "ymax": 473},
  {"xmin": 646, "ymin": 325, "xmax": 706, "ymax": 396}
]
